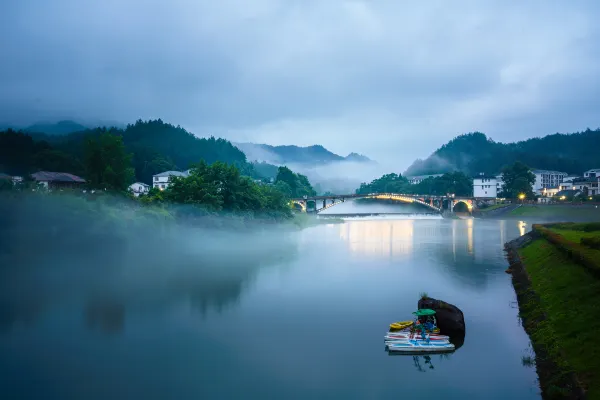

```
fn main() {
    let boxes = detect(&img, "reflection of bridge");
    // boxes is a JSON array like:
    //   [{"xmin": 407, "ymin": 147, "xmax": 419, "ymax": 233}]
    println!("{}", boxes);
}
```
[{"xmin": 291, "ymin": 193, "xmax": 477, "ymax": 214}]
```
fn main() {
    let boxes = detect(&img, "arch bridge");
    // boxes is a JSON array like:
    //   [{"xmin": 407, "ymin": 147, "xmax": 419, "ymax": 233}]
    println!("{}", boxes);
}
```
[{"xmin": 291, "ymin": 193, "xmax": 477, "ymax": 214}]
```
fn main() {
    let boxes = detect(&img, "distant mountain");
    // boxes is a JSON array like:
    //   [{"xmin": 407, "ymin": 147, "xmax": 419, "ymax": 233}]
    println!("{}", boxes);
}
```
[
  {"xmin": 234, "ymin": 142, "xmax": 373, "ymax": 166},
  {"xmin": 25, "ymin": 120, "xmax": 88, "ymax": 135},
  {"xmin": 404, "ymin": 130, "xmax": 600, "ymax": 177}
]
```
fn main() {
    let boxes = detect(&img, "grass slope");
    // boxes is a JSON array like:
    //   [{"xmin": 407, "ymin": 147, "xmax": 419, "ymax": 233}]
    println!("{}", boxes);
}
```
[
  {"xmin": 510, "ymin": 205, "xmax": 600, "ymax": 221},
  {"xmin": 519, "ymin": 237, "xmax": 600, "ymax": 399}
]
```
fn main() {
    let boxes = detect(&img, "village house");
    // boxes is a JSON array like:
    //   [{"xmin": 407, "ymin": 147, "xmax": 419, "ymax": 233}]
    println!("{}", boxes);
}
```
[
  {"xmin": 572, "ymin": 176, "xmax": 600, "ymax": 196},
  {"xmin": 583, "ymin": 168, "xmax": 600, "ymax": 179},
  {"xmin": 152, "ymin": 170, "xmax": 190, "ymax": 190},
  {"xmin": 31, "ymin": 171, "xmax": 86, "ymax": 190},
  {"xmin": 473, "ymin": 174, "xmax": 498, "ymax": 198},
  {"xmin": 531, "ymin": 169, "xmax": 568, "ymax": 191},
  {"xmin": 129, "ymin": 182, "xmax": 150, "ymax": 197}
]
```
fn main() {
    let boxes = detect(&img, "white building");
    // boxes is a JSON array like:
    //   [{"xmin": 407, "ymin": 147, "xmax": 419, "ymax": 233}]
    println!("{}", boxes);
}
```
[
  {"xmin": 583, "ymin": 169, "xmax": 600, "ymax": 179},
  {"xmin": 407, "ymin": 174, "xmax": 443, "ymax": 185},
  {"xmin": 563, "ymin": 175, "xmax": 579, "ymax": 183},
  {"xmin": 531, "ymin": 169, "xmax": 568, "ymax": 191},
  {"xmin": 537, "ymin": 186, "xmax": 560, "ymax": 198},
  {"xmin": 129, "ymin": 182, "xmax": 150, "ymax": 197},
  {"xmin": 473, "ymin": 175, "xmax": 498, "ymax": 198},
  {"xmin": 495, "ymin": 174, "xmax": 505, "ymax": 195},
  {"xmin": 559, "ymin": 182, "xmax": 574, "ymax": 191},
  {"xmin": 152, "ymin": 170, "xmax": 190, "ymax": 190},
  {"xmin": 573, "ymin": 177, "xmax": 600, "ymax": 196}
]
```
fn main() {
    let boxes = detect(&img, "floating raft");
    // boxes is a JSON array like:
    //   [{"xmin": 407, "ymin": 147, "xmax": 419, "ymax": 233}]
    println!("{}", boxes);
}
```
[{"xmin": 386, "ymin": 340, "xmax": 455, "ymax": 353}]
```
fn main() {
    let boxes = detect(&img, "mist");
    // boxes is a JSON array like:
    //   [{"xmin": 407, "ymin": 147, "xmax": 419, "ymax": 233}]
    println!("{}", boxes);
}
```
[{"xmin": 0, "ymin": 193, "xmax": 298, "ymax": 334}]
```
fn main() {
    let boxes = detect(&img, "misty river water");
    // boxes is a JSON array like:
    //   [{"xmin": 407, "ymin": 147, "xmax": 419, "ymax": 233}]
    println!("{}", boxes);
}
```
[{"xmin": 0, "ymin": 203, "xmax": 540, "ymax": 399}]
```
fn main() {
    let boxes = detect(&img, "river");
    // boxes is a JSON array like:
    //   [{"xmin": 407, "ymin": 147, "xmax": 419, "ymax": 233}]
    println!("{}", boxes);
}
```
[{"xmin": 0, "ymin": 208, "xmax": 540, "ymax": 399}]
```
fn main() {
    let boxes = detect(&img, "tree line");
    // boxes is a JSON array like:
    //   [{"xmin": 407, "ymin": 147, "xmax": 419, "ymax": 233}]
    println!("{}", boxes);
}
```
[
  {"xmin": 0, "ymin": 120, "xmax": 318, "ymax": 220},
  {"xmin": 356, "ymin": 171, "xmax": 473, "ymax": 197}
]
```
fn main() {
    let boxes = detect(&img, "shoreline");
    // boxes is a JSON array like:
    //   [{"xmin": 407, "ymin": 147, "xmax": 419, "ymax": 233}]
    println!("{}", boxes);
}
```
[{"xmin": 505, "ymin": 230, "xmax": 586, "ymax": 399}]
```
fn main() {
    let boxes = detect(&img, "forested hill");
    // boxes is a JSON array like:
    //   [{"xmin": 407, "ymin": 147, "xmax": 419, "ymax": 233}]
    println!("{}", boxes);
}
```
[
  {"xmin": 234, "ymin": 142, "xmax": 373, "ymax": 165},
  {"xmin": 404, "ymin": 129, "xmax": 600, "ymax": 176},
  {"xmin": 0, "ymin": 119, "xmax": 266, "ymax": 184},
  {"xmin": 25, "ymin": 120, "xmax": 89, "ymax": 135}
]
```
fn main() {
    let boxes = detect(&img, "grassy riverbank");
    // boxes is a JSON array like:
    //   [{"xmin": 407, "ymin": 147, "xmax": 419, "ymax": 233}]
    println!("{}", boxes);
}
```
[
  {"xmin": 479, "ymin": 203, "xmax": 511, "ymax": 212},
  {"xmin": 507, "ymin": 222, "xmax": 600, "ymax": 399},
  {"xmin": 509, "ymin": 204, "xmax": 600, "ymax": 221}
]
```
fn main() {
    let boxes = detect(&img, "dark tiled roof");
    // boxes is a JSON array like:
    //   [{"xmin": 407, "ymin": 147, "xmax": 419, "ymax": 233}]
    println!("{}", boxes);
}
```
[
  {"xmin": 32, "ymin": 171, "xmax": 86, "ymax": 183},
  {"xmin": 555, "ymin": 189, "xmax": 581, "ymax": 196}
]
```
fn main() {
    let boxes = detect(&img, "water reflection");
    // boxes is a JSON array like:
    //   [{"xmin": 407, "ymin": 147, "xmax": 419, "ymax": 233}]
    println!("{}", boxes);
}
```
[
  {"xmin": 0, "ymin": 227, "xmax": 299, "ymax": 336},
  {"xmin": 335, "ymin": 218, "xmax": 528, "ymax": 289},
  {"xmin": 339, "ymin": 220, "xmax": 414, "ymax": 257}
]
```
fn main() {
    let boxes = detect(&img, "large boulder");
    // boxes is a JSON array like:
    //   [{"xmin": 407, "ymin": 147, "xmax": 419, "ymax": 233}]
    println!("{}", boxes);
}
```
[{"xmin": 417, "ymin": 297, "xmax": 466, "ymax": 337}]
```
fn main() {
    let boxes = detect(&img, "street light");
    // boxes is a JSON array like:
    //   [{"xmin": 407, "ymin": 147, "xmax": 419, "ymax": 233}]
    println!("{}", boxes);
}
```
[{"xmin": 518, "ymin": 193, "xmax": 525, "ymax": 200}]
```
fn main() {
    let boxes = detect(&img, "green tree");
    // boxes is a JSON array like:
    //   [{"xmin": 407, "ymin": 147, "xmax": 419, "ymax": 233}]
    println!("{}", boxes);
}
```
[
  {"xmin": 356, "ymin": 173, "xmax": 409, "ymax": 194},
  {"xmin": 163, "ymin": 173, "xmax": 222, "ymax": 210},
  {"xmin": 275, "ymin": 166, "xmax": 316, "ymax": 198},
  {"xmin": 500, "ymin": 161, "xmax": 535, "ymax": 199},
  {"xmin": 84, "ymin": 132, "xmax": 135, "ymax": 191}
]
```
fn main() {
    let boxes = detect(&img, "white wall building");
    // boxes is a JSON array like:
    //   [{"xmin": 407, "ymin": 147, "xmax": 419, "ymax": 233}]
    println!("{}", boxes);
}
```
[
  {"xmin": 531, "ymin": 169, "xmax": 568, "ymax": 191},
  {"xmin": 473, "ymin": 175, "xmax": 498, "ymax": 198},
  {"xmin": 495, "ymin": 174, "xmax": 504, "ymax": 195},
  {"xmin": 583, "ymin": 169, "xmax": 600, "ymax": 179},
  {"xmin": 407, "ymin": 174, "xmax": 443, "ymax": 185},
  {"xmin": 563, "ymin": 175, "xmax": 579, "ymax": 183},
  {"xmin": 152, "ymin": 170, "xmax": 190, "ymax": 190},
  {"xmin": 573, "ymin": 177, "xmax": 600, "ymax": 196},
  {"xmin": 129, "ymin": 182, "xmax": 150, "ymax": 197},
  {"xmin": 559, "ymin": 182, "xmax": 574, "ymax": 191}
]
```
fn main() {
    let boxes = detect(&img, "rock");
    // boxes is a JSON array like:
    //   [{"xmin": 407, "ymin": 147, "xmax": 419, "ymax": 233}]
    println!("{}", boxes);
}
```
[{"xmin": 417, "ymin": 297, "xmax": 466, "ymax": 337}]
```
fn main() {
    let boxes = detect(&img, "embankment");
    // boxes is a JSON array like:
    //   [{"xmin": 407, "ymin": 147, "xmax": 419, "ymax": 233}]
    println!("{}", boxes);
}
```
[{"xmin": 506, "ymin": 223, "xmax": 600, "ymax": 399}]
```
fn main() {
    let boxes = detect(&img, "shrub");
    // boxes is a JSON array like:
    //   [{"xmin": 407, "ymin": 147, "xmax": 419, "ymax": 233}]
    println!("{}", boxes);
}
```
[
  {"xmin": 583, "ymin": 222, "xmax": 600, "ymax": 232},
  {"xmin": 533, "ymin": 225, "xmax": 600, "ymax": 278},
  {"xmin": 581, "ymin": 237, "xmax": 600, "ymax": 250}
]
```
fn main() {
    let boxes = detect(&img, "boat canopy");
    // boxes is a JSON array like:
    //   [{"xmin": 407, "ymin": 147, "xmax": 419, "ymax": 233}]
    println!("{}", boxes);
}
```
[{"xmin": 413, "ymin": 309, "xmax": 436, "ymax": 316}]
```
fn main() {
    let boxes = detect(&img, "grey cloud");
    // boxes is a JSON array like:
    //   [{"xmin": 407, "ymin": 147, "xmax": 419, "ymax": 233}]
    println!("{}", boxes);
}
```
[{"xmin": 1, "ymin": 0, "xmax": 600, "ymax": 170}]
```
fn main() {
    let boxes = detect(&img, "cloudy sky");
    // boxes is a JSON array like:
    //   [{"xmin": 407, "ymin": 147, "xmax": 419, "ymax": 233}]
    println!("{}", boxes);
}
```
[{"xmin": 1, "ymin": 0, "xmax": 599, "ymax": 168}]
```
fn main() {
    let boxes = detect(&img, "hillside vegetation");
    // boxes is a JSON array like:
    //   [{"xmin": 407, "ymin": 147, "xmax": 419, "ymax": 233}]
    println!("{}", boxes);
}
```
[
  {"xmin": 0, "ymin": 119, "xmax": 268, "ymax": 184},
  {"xmin": 405, "ymin": 130, "xmax": 600, "ymax": 176}
]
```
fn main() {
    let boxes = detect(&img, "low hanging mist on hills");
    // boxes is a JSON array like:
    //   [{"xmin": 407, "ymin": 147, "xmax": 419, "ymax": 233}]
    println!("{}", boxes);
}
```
[{"xmin": 233, "ymin": 142, "xmax": 373, "ymax": 166}]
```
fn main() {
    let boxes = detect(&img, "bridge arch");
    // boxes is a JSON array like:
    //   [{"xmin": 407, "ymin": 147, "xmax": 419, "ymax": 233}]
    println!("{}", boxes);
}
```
[
  {"xmin": 316, "ymin": 193, "xmax": 441, "ymax": 213},
  {"xmin": 291, "ymin": 200, "xmax": 306, "ymax": 212},
  {"xmin": 452, "ymin": 199, "xmax": 473, "ymax": 213}
]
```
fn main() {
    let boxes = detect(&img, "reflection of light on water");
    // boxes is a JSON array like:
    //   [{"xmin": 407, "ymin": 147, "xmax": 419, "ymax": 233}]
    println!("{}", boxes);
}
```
[
  {"xmin": 467, "ymin": 218, "xmax": 474, "ymax": 255},
  {"xmin": 452, "ymin": 220, "xmax": 457, "ymax": 261},
  {"xmin": 500, "ymin": 220, "xmax": 506, "ymax": 247},
  {"xmin": 519, "ymin": 221, "xmax": 526, "ymax": 237},
  {"xmin": 339, "ymin": 220, "xmax": 414, "ymax": 257}
]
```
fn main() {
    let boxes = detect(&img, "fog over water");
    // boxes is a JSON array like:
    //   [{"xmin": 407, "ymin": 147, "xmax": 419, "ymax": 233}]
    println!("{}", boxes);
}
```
[{"xmin": 0, "ymin": 194, "xmax": 542, "ymax": 399}]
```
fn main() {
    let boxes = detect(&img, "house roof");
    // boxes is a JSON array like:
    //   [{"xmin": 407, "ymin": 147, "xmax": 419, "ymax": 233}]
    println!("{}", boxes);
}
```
[
  {"xmin": 473, "ymin": 175, "xmax": 497, "ymax": 180},
  {"xmin": 31, "ymin": 171, "xmax": 86, "ymax": 183},
  {"xmin": 531, "ymin": 169, "xmax": 568, "ymax": 175},
  {"xmin": 153, "ymin": 170, "xmax": 189, "ymax": 178},
  {"xmin": 0, "ymin": 173, "xmax": 11, "ymax": 180},
  {"xmin": 555, "ymin": 189, "xmax": 581, "ymax": 196},
  {"xmin": 130, "ymin": 182, "xmax": 149, "ymax": 187},
  {"xmin": 584, "ymin": 168, "xmax": 600, "ymax": 173}
]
